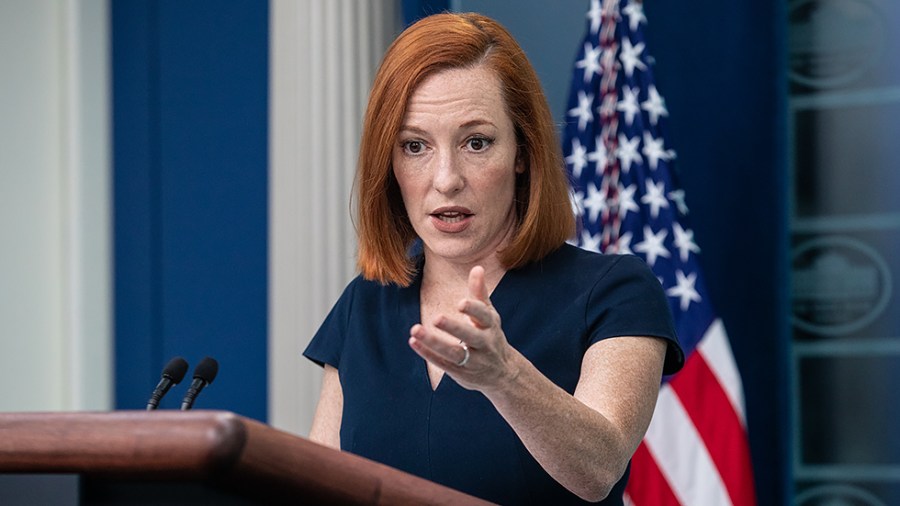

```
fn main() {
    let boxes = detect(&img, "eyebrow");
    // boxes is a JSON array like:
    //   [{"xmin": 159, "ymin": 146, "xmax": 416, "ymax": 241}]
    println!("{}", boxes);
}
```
[
  {"xmin": 398, "ymin": 119, "xmax": 498, "ymax": 134},
  {"xmin": 459, "ymin": 119, "xmax": 496, "ymax": 129},
  {"xmin": 397, "ymin": 125, "xmax": 429, "ymax": 136}
]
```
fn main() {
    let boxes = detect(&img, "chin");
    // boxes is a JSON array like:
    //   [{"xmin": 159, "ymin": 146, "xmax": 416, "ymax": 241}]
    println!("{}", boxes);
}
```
[{"xmin": 422, "ymin": 238, "xmax": 479, "ymax": 261}]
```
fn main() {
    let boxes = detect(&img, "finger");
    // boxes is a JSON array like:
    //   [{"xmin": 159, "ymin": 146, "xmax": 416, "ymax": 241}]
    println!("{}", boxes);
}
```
[
  {"xmin": 408, "ymin": 334, "xmax": 467, "ymax": 370},
  {"xmin": 433, "ymin": 314, "xmax": 481, "ymax": 345},
  {"xmin": 411, "ymin": 322, "xmax": 469, "ymax": 361},
  {"xmin": 468, "ymin": 266, "xmax": 490, "ymax": 305},
  {"xmin": 458, "ymin": 299, "xmax": 493, "ymax": 329}
]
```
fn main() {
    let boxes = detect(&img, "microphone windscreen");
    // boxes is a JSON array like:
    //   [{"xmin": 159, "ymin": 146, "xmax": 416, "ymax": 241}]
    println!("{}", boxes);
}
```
[
  {"xmin": 163, "ymin": 356, "xmax": 189, "ymax": 384},
  {"xmin": 194, "ymin": 356, "xmax": 219, "ymax": 384}
]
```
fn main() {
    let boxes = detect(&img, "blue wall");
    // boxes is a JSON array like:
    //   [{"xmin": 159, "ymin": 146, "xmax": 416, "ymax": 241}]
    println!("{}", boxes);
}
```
[
  {"xmin": 643, "ymin": 3, "xmax": 789, "ymax": 504},
  {"xmin": 113, "ymin": 0, "xmax": 269, "ymax": 419}
]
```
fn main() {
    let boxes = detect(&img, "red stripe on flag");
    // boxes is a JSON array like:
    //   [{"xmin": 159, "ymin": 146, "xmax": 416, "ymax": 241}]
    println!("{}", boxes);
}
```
[
  {"xmin": 671, "ymin": 352, "xmax": 757, "ymax": 506},
  {"xmin": 625, "ymin": 442, "xmax": 681, "ymax": 506}
]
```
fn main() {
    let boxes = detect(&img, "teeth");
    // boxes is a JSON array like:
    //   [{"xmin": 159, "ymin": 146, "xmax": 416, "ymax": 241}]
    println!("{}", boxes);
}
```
[
  {"xmin": 432, "ymin": 210, "xmax": 470, "ymax": 224},
  {"xmin": 439, "ymin": 213, "xmax": 464, "ymax": 223}
]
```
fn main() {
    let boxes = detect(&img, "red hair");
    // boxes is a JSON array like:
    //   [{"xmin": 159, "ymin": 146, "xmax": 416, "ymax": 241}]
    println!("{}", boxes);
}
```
[{"xmin": 356, "ymin": 13, "xmax": 575, "ymax": 286}]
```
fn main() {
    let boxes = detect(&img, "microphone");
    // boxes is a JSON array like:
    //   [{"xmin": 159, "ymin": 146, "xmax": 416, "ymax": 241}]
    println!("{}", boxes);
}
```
[
  {"xmin": 146, "ymin": 356, "xmax": 189, "ymax": 410},
  {"xmin": 180, "ymin": 356, "xmax": 219, "ymax": 410}
]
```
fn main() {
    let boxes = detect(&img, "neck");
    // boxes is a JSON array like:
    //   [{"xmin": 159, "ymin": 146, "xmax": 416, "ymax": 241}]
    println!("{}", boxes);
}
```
[{"xmin": 421, "ymin": 253, "xmax": 507, "ymax": 297}]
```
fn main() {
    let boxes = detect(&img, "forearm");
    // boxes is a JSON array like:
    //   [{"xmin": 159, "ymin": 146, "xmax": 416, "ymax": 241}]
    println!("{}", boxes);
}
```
[
  {"xmin": 410, "ymin": 267, "xmax": 667, "ymax": 500},
  {"xmin": 309, "ymin": 365, "xmax": 343, "ymax": 449},
  {"xmin": 482, "ymin": 350, "xmax": 634, "ymax": 502}
]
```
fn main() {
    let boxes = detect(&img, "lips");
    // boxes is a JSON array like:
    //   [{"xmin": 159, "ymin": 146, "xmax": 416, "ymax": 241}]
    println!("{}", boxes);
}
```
[{"xmin": 429, "ymin": 206, "xmax": 473, "ymax": 233}]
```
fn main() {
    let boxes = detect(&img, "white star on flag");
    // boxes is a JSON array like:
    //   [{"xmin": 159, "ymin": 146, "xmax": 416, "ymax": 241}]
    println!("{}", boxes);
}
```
[
  {"xmin": 641, "ymin": 131, "xmax": 673, "ymax": 170},
  {"xmin": 668, "ymin": 189, "xmax": 689, "ymax": 215},
  {"xmin": 617, "ymin": 86, "xmax": 641, "ymax": 126},
  {"xmin": 616, "ymin": 133, "xmax": 642, "ymax": 173},
  {"xmin": 622, "ymin": 1, "xmax": 646, "ymax": 32},
  {"xmin": 633, "ymin": 225, "xmax": 670, "ymax": 267},
  {"xmin": 580, "ymin": 230, "xmax": 602, "ymax": 253},
  {"xmin": 587, "ymin": 135, "xmax": 607, "ymax": 173},
  {"xmin": 673, "ymin": 222, "xmax": 701, "ymax": 261},
  {"xmin": 582, "ymin": 181, "xmax": 607, "ymax": 223},
  {"xmin": 576, "ymin": 42, "xmax": 602, "ymax": 84},
  {"xmin": 615, "ymin": 231, "xmax": 634, "ymax": 255},
  {"xmin": 568, "ymin": 90, "xmax": 594, "ymax": 132},
  {"xmin": 586, "ymin": 0, "xmax": 602, "ymax": 35},
  {"xmin": 640, "ymin": 179, "xmax": 669, "ymax": 219},
  {"xmin": 566, "ymin": 138, "xmax": 589, "ymax": 178},
  {"xmin": 617, "ymin": 182, "xmax": 640, "ymax": 221},
  {"xmin": 666, "ymin": 270, "xmax": 702, "ymax": 311},
  {"xmin": 641, "ymin": 85, "xmax": 669, "ymax": 125},
  {"xmin": 619, "ymin": 38, "xmax": 647, "ymax": 77}
]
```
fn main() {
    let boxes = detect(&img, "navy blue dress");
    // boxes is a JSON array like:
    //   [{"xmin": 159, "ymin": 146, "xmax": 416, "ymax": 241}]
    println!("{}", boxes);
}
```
[{"xmin": 304, "ymin": 244, "xmax": 683, "ymax": 505}]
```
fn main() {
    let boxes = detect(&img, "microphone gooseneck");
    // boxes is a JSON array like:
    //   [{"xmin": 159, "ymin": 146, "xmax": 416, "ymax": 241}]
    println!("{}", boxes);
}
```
[
  {"xmin": 180, "ymin": 356, "xmax": 219, "ymax": 411},
  {"xmin": 146, "ymin": 356, "xmax": 189, "ymax": 410}
]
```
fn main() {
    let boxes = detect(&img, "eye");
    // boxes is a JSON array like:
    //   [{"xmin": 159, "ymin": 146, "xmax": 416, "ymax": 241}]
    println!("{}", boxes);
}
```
[
  {"xmin": 466, "ymin": 136, "xmax": 493, "ymax": 152},
  {"xmin": 402, "ymin": 140, "xmax": 425, "ymax": 155}
]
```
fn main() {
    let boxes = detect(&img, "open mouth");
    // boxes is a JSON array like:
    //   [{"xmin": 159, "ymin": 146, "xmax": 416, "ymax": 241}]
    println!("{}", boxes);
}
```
[{"xmin": 431, "ymin": 211, "xmax": 472, "ymax": 223}]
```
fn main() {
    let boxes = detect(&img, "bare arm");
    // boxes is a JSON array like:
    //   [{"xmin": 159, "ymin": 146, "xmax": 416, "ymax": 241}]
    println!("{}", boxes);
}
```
[
  {"xmin": 408, "ymin": 266, "xmax": 667, "ymax": 502},
  {"xmin": 308, "ymin": 364, "xmax": 343, "ymax": 449},
  {"xmin": 486, "ymin": 336, "xmax": 664, "ymax": 501}
]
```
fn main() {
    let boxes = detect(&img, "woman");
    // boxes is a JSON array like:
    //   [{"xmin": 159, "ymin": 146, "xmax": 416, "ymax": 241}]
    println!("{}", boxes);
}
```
[{"xmin": 304, "ymin": 12, "xmax": 683, "ymax": 505}]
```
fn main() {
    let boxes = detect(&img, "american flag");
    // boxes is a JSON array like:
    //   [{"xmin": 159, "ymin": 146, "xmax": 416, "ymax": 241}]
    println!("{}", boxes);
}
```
[{"xmin": 563, "ymin": 1, "xmax": 757, "ymax": 505}]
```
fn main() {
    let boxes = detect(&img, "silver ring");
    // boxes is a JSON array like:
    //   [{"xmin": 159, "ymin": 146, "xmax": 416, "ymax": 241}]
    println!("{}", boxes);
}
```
[{"xmin": 456, "ymin": 340, "xmax": 470, "ymax": 367}]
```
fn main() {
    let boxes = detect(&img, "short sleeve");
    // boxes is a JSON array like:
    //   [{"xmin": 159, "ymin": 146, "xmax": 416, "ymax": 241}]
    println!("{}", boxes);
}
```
[
  {"xmin": 303, "ymin": 277, "xmax": 360, "ymax": 368},
  {"xmin": 588, "ymin": 255, "xmax": 684, "ymax": 375}
]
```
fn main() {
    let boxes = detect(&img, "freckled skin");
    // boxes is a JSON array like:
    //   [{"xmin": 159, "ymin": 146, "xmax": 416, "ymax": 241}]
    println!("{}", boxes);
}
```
[{"xmin": 392, "ymin": 65, "xmax": 523, "ymax": 270}]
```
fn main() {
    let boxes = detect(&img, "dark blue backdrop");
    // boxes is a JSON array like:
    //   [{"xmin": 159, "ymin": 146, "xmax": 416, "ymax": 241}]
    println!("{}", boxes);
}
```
[
  {"xmin": 643, "ymin": 3, "xmax": 790, "ymax": 505},
  {"xmin": 113, "ymin": 0, "xmax": 269, "ymax": 419}
]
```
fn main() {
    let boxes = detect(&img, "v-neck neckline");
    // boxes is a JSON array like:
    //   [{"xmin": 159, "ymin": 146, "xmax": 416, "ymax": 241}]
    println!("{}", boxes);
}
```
[{"xmin": 406, "ymin": 259, "xmax": 515, "ymax": 393}]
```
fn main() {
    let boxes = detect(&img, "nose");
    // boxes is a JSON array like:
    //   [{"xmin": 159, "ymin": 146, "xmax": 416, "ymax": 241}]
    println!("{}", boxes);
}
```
[{"xmin": 432, "ymin": 149, "xmax": 464, "ymax": 194}]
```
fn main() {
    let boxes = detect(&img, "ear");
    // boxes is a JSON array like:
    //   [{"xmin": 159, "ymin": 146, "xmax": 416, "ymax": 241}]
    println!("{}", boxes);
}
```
[{"xmin": 515, "ymin": 149, "xmax": 526, "ymax": 174}]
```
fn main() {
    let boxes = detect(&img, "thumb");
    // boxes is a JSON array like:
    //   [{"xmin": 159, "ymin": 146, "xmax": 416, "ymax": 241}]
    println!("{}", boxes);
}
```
[{"xmin": 468, "ymin": 266, "xmax": 490, "ymax": 304}]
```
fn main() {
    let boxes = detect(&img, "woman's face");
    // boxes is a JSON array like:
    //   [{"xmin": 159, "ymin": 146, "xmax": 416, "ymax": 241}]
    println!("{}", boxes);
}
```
[{"xmin": 392, "ymin": 65, "xmax": 523, "ymax": 267}]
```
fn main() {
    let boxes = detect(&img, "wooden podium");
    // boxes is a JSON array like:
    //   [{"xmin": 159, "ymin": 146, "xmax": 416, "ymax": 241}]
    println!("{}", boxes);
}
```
[{"xmin": 0, "ymin": 411, "xmax": 493, "ymax": 505}]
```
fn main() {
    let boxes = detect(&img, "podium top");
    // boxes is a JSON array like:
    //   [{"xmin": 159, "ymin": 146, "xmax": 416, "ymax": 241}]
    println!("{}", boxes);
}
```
[{"xmin": 0, "ymin": 410, "xmax": 494, "ymax": 505}]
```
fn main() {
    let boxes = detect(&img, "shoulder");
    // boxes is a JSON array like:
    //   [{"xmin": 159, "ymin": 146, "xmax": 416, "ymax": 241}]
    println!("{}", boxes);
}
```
[
  {"xmin": 337, "ymin": 272, "xmax": 408, "ymax": 296},
  {"xmin": 502, "ymin": 244, "xmax": 663, "ymax": 316},
  {"xmin": 318, "ymin": 274, "xmax": 397, "ymax": 325},
  {"xmin": 550, "ymin": 248, "xmax": 682, "ymax": 374},
  {"xmin": 304, "ymin": 273, "xmax": 415, "ymax": 367},
  {"xmin": 344, "ymin": 272, "xmax": 414, "ymax": 300},
  {"xmin": 329, "ymin": 272, "xmax": 421, "ymax": 323},
  {"xmin": 524, "ymin": 243, "xmax": 651, "ymax": 286}
]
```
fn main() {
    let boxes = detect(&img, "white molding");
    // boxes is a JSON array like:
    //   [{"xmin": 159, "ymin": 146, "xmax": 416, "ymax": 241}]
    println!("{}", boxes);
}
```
[
  {"xmin": 60, "ymin": 0, "xmax": 112, "ymax": 410},
  {"xmin": 0, "ymin": 0, "xmax": 109, "ymax": 411},
  {"xmin": 268, "ymin": 0, "xmax": 398, "ymax": 435}
]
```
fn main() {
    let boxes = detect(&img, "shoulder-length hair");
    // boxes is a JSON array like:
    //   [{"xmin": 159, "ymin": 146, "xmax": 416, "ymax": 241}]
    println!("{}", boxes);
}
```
[{"xmin": 356, "ymin": 12, "xmax": 575, "ymax": 286}]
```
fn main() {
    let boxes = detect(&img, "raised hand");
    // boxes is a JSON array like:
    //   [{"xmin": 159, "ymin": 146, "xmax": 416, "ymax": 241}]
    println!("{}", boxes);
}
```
[{"xmin": 408, "ymin": 265, "xmax": 517, "ymax": 391}]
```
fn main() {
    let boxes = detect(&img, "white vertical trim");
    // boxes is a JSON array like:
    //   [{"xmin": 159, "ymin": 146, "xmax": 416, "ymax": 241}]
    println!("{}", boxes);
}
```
[
  {"xmin": 269, "ymin": 0, "xmax": 304, "ymax": 434},
  {"xmin": 0, "ymin": 0, "xmax": 108, "ymax": 411},
  {"xmin": 269, "ymin": 0, "xmax": 399, "ymax": 436},
  {"xmin": 60, "ymin": 0, "xmax": 112, "ymax": 411},
  {"xmin": 0, "ymin": 1, "xmax": 65, "ymax": 410}
]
